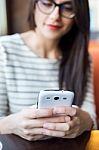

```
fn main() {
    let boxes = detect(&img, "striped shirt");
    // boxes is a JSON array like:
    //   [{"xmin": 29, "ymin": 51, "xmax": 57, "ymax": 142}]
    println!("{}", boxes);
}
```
[{"xmin": 0, "ymin": 34, "xmax": 97, "ymax": 128}]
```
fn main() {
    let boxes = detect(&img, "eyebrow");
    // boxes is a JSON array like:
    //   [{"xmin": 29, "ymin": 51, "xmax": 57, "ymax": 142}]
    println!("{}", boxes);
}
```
[
  {"xmin": 54, "ymin": 0, "xmax": 72, "ymax": 2},
  {"xmin": 50, "ymin": 0, "xmax": 72, "ymax": 4},
  {"xmin": 48, "ymin": 0, "xmax": 72, "ymax": 2}
]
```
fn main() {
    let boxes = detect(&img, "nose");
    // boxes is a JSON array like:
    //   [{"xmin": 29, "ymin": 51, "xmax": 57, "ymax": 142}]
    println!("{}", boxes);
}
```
[{"xmin": 49, "ymin": 6, "xmax": 61, "ymax": 20}]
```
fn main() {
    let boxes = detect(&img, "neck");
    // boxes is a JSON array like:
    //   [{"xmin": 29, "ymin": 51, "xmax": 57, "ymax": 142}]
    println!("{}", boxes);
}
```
[
  {"xmin": 31, "ymin": 30, "xmax": 61, "ymax": 59},
  {"xmin": 21, "ymin": 30, "xmax": 61, "ymax": 59},
  {"xmin": 36, "ymin": 39, "xmax": 59, "ymax": 59}
]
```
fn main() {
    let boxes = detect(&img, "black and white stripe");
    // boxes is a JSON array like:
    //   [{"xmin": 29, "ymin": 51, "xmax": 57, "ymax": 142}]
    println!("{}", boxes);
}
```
[
  {"xmin": 0, "ymin": 34, "xmax": 97, "ymax": 128},
  {"xmin": 0, "ymin": 34, "xmax": 60, "ymax": 115}
]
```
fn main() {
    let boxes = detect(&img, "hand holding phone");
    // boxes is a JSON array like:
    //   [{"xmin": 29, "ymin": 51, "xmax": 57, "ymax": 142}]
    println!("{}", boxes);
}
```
[{"xmin": 38, "ymin": 90, "xmax": 74, "ymax": 109}]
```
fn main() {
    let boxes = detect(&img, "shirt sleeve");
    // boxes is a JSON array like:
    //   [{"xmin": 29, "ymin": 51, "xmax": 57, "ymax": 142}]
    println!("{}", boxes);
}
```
[
  {"xmin": 0, "ymin": 43, "xmax": 9, "ymax": 116},
  {"xmin": 81, "ymin": 57, "xmax": 97, "ymax": 129}
]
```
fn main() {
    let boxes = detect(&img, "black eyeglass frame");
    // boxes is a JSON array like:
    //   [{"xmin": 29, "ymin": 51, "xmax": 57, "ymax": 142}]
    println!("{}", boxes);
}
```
[{"xmin": 35, "ymin": 0, "xmax": 76, "ymax": 19}]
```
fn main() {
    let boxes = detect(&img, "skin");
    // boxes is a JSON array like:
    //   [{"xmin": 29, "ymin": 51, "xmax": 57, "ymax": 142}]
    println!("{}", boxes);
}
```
[
  {"xmin": 0, "ymin": 0, "xmax": 93, "ymax": 140},
  {"xmin": 0, "ymin": 107, "xmax": 75, "ymax": 140},
  {"xmin": 34, "ymin": 0, "xmax": 74, "ymax": 41},
  {"xmin": 22, "ymin": 0, "xmax": 74, "ymax": 59},
  {"xmin": 42, "ymin": 107, "xmax": 93, "ymax": 138},
  {"xmin": 33, "ymin": 0, "xmax": 74, "ymax": 58}
]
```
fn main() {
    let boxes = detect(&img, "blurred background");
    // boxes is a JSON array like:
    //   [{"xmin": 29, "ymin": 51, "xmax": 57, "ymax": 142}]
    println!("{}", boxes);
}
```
[
  {"xmin": 89, "ymin": 0, "xmax": 99, "ymax": 41},
  {"xmin": 0, "ymin": 0, "xmax": 30, "ymax": 35}
]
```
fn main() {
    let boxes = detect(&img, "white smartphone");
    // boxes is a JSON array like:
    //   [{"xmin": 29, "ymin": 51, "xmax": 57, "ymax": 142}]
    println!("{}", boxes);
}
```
[{"xmin": 37, "ymin": 90, "xmax": 74, "ymax": 109}]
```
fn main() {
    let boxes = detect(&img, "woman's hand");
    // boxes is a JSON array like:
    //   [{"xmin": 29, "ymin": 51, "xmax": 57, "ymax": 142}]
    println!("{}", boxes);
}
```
[
  {"xmin": 0, "ymin": 107, "xmax": 71, "ymax": 141},
  {"xmin": 42, "ymin": 106, "xmax": 93, "ymax": 138}
]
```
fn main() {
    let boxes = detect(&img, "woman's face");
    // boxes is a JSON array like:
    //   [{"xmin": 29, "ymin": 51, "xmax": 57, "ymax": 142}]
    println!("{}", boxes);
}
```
[{"xmin": 34, "ymin": 0, "xmax": 75, "ymax": 40}]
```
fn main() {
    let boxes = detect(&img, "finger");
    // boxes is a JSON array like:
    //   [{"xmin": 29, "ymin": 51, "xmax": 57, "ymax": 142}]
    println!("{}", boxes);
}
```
[
  {"xmin": 23, "ymin": 116, "xmax": 67, "ymax": 129},
  {"xmin": 21, "ymin": 134, "xmax": 45, "ymax": 141},
  {"xmin": 23, "ymin": 128, "xmax": 44, "ymax": 136},
  {"xmin": 67, "ymin": 116, "xmax": 80, "ymax": 129},
  {"xmin": 41, "ymin": 116, "xmax": 66, "ymax": 123},
  {"xmin": 65, "ymin": 128, "xmax": 79, "ymax": 137},
  {"xmin": 44, "ymin": 115, "xmax": 71, "ymax": 123},
  {"xmin": 53, "ymin": 106, "xmax": 76, "ymax": 116},
  {"xmin": 63, "ymin": 133, "xmax": 78, "ymax": 138},
  {"xmin": 63, "ymin": 126, "xmax": 80, "ymax": 138},
  {"xmin": 43, "ymin": 129, "xmax": 65, "ymax": 137},
  {"xmin": 31, "ymin": 135, "xmax": 50, "ymax": 141},
  {"xmin": 42, "ymin": 117, "xmax": 80, "ymax": 138},
  {"xmin": 22, "ymin": 108, "xmax": 53, "ymax": 119},
  {"xmin": 43, "ymin": 122, "xmax": 70, "ymax": 131},
  {"xmin": 53, "ymin": 115, "xmax": 71, "ymax": 122},
  {"xmin": 62, "ymin": 117, "xmax": 80, "ymax": 137},
  {"xmin": 30, "ymin": 135, "xmax": 45, "ymax": 141},
  {"xmin": 42, "ymin": 117, "xmax": 80, "ymax": 137},
  {"xmin": 65, "ymin": 116, "xmax": 71, "ymax": 122}
]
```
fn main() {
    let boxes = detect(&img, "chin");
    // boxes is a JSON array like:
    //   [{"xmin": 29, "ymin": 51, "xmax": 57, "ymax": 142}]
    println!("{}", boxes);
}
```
[
  {"xmin": 43, "ymin": 32, "xmax": 63, "ymax": 40},
  {"xmin": 45, "ymin": 36, "xmax": 61, "ymax": 40}
]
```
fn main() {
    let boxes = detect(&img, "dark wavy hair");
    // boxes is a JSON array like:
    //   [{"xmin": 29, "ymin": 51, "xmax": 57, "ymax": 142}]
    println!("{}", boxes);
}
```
[{"xmin": 28, "ymin": 0, "xmax": 90, "ymax": 106}]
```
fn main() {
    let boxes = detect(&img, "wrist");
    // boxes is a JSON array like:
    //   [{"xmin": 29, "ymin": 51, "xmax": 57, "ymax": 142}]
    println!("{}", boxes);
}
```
[{"xmin": 0, "ymin": 114, "xmax": 14, "ymax": 134}]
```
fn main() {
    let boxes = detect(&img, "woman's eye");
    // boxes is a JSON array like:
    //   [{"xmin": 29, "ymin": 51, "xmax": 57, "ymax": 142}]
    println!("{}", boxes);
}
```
[
  {"xmin": 42, "ymin": 1, "xmax": 53, "ymax": 7},
  {"xmin": 63, "ymin": 4, "xmax": 73, "ymax": 11},
  {"xmin": 62, "ymin": 1, "xmax": 73, "ymax": 11}
]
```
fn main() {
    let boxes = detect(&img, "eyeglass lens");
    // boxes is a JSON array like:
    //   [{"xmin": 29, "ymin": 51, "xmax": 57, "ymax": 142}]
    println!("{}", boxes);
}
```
[{"xmin": 36, "ymin": 0, "xmax": 75, "ymax": 19}]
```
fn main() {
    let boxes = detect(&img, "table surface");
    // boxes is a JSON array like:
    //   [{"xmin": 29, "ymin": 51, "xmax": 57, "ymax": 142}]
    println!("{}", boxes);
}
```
[{"xmin": 0, "ymin": 132, "xmax": 91, "ymax": 150}]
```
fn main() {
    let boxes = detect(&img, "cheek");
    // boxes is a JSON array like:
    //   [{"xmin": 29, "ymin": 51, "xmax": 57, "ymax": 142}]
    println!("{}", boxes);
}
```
[
  {"xmin": 34, "ymin": 9, "xmax": 40, "ymax": 26},
  {"xmin": 34, "ymin": 9, "xmax": 47, "ymax": 27}
]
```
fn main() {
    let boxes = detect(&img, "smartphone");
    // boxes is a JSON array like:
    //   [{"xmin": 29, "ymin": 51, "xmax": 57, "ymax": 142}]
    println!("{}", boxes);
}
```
[{"xmin": 37, "ymin": 90, "xmax": 74, "ymax": 109}]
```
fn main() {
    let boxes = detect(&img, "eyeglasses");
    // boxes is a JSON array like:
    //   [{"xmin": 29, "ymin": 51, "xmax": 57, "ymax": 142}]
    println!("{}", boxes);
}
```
[{"xmin": 35, "ymin": 0, "xmax": 75, "ymax": 19}]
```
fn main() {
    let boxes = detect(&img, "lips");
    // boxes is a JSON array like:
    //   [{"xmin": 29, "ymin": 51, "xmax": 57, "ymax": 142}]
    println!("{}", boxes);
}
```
[{"xmin": 47, "ymin": 24, "xmax": 62, "ymax": 30}]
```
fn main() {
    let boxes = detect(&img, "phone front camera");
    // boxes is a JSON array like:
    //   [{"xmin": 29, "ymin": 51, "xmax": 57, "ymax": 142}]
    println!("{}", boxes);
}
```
[{"xmin": 54, "ymin": 97, "xmax": 59, "ymax": 100}]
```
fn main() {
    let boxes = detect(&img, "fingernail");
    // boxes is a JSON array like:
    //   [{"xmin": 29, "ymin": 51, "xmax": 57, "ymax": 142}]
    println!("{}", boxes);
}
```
[
  {"xmin": 65, "ymin": 123, "xmax": 70, "ymax": 131},
  {"xmin": 71, "ymin": 108, "xmax": 76, "ymax": 116},
  {"xmin": 65, "ymin": 116, "xmax": 71, "ymax": 122}
]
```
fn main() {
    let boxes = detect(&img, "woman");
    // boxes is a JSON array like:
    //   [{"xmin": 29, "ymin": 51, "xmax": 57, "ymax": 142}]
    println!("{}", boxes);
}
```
[{"xmin": 0, "ymin": 0, "xmax": 97, "ymax": 141}]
